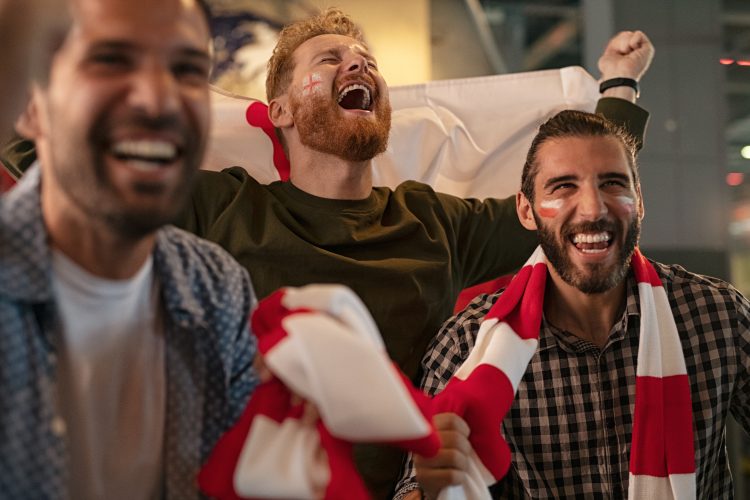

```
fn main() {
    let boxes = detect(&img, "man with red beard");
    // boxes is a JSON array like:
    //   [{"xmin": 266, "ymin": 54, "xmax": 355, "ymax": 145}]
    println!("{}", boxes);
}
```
[
  {"xmin": 177, "ymin": 8, "xmax": 654, "ymax": 497},
  {"xmin": 398, "ymin": 110, "xmax": 750, "ymax": 499}
]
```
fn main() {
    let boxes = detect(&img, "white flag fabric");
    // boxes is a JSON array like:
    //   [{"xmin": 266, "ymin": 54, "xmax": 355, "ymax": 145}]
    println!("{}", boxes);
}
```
[{"xmin": 205, "ymin": 66, "xmax": 599, "ymax": 199}]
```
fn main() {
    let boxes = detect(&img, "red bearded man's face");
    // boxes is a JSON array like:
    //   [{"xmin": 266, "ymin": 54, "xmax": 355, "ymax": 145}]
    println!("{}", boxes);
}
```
[{"xmin": 284, "ymin": 33, "xmax": 391, "ymax": 162}]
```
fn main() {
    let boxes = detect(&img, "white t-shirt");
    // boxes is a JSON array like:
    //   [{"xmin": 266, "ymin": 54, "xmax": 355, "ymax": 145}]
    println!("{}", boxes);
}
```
[{"xmin": 52, "ymin": 250, "xmax": 165, "ymax": 500}]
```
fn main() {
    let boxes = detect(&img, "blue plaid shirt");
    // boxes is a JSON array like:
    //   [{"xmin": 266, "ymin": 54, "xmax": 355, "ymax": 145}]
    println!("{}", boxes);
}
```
[{"xmin": 0, "ymin": 167, "xmax": 259, "ymax": 499}]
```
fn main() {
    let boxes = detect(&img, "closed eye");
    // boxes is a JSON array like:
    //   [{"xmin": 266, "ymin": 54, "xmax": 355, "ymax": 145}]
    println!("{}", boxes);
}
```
[
  {"xmin": 88, "ymin": 51, "xmax": 132, "ymax": 70},
  {"xmin": 601, "ymin": 180, "xmax": 630, "ymax": 192},
  {"xmin": 550, "ymin": 182, "xmax": 576, "ymax": 193},
  {"xmin": 173, "ymin": 61, "xmax": 210, "ymax": 82}
]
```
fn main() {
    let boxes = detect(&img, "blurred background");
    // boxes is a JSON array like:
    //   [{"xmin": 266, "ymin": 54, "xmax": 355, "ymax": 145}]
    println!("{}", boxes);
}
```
[{"xmin": 206, "ymin": 0, "xmax": 750, "ymax": 494}]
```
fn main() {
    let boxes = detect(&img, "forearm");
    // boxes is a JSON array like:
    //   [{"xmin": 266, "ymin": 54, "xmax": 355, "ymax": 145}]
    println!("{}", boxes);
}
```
[{"xmin": 601, "ymin": 86, "xmax": 637, "ymax": 103}]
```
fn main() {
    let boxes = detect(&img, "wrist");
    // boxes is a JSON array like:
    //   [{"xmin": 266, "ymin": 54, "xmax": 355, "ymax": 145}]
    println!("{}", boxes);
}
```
[{"xmin": 599, "ymin": 77, "xmax": 639, "ymax": 102}]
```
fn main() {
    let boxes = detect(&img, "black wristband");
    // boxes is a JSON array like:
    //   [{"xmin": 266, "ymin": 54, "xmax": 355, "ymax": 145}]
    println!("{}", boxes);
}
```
[{"xmin": 599, "ymin": 77, "xmax": 640, "ymax": 98}]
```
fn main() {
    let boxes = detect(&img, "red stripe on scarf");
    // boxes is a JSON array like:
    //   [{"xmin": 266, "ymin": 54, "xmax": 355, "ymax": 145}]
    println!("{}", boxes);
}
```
[
  {"xmin": 251, "ymin": 289, "xmax": 314, "ymax": 354},
  {"xmin": 488, "ymin": 262, "xmax": 547, "ymax": 340},
  {"xmin": 631, "ymin": 249, "xmax": 662, "ymax": 287},
  {"xmin": 198, "ymin": 379, "xmax": 301, "ymax": 499},
  {"xmin": 434, "ymin": 364, "xmax": 514, "ymax": 479},
  {"xmin": 630, "ymin": 374, "xmax": 695, "ymax": 476},
  {"xmin": 318, "ymin": 424, "xmax": 370, "ymax": 500}
]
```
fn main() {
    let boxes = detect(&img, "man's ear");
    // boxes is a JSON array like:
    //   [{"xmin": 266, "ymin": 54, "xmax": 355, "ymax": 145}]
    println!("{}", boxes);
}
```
[
  {"xmin": 15, "ymin": 88, "xmax": 43, "ymax": 140},
  {"xmin": 636, "ymin": 183, "xmax": 645, "ymax": 222},
  {"xmin": 268, "ymin": 95, "xmax": 293, "ymax": 129},
  {"xmin": 516, "ymin": 191, "xmax": 539, "ymax": 231}
]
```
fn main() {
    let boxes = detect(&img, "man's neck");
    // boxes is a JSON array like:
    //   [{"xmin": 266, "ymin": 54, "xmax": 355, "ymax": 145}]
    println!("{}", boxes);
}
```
[
  {"xmin": 288, "ymin": 147, "xmax": 373, "ymax": 200},
  {"xmin": 42, "ymin": 186, "xmax": 156, "ymax": 280},
  {"xmin": 543, "ymin": 273, "xmax": 627, "ymax": 349}
]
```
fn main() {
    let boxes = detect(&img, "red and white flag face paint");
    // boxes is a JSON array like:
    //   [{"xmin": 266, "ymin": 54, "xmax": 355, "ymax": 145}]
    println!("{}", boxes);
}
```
[{"xmin": 302, "ymin": 72, "xmax": 323, "ymax": 96}]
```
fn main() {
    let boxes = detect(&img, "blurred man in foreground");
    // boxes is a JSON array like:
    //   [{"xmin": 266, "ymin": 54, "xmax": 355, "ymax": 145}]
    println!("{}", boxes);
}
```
[{"xmin": 0, "ymin": 0, "xmax": 257, "ymax": 497}]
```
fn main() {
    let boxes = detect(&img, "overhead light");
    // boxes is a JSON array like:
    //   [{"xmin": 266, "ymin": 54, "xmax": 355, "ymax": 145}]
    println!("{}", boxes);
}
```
[
  {"xmin": 727, "ymin": 172, "xmax": 744, "ymax": 186},
  {"xmin": 720, "ymin": 58, "xmax": 735, "ymax": 65},
  {"xmin": 742, "ymin": 146, "xmax": 750, "ymax": 159},
  {"xmin": 738, "ymin": 60, "xmax": 750, "ymax": 66}
]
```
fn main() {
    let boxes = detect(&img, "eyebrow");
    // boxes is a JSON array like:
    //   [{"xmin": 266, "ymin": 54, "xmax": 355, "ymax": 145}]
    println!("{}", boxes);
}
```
[
  {"xmin": 88, "ymin": 40, "xmax": 211, "ymax": 63},
  {"xmin": 543, "ymin": 174, "xmax": 577, "ymax": 189},
  {"xmin": 312, "ymin": 46, "xmax": 376, "ymax": 64},
  {"xmin": 543, "ymin": 171, "xmax": 632, "ymax": 189},
  {"xmin": 599, "ymin": 172, "xmax": 632, "ymax": 183},
  {"xmin": 312, "ymin": 48, "xmax": 340, "ymax": 61}
]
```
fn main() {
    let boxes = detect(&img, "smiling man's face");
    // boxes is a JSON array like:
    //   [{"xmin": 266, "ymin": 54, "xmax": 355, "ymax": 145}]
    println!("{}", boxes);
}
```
[
  {"xmin": 285, "ymin": 33, "xmax": 391, "ymax": 162},
  {"xmin": 30, "ymin": 0, "xmax": 212, "ymax": 238},
  {"xmin": 518, "ymin": 134, "xmax": 643, "ymax": 294}
]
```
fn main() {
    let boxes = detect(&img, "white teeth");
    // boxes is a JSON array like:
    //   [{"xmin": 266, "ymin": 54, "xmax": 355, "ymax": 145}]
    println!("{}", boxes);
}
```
[
  {"xmin": 572, "ymin": 232, "xmax": 610, "ymax": 244},
  {"xmin": 112, "ymin": 140, "xmax": 176, "ymax": 161},
  {"xmin": 337, "ymin": 84, "xmax": 371, "ymax": 109},
  {"xmin": 580, "ymin": 247, "xmax": 607, "ymax": 254}
]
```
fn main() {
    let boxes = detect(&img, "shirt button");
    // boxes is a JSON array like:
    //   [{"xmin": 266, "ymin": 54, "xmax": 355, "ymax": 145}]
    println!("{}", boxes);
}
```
[{"xmin": 51, "ymin": 416, "xmax": 66, "ymax": 437}]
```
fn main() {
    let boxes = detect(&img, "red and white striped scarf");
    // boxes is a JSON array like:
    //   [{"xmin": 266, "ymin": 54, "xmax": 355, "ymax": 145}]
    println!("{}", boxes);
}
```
[
  {"xmin": 198, "ymin": 284, "xmax": 520, "ymax": 500},
  {"xmin": 475, "ymin": 245, "xmax": 696, "ymax": 499},
  {"xmin": 198, "ymin": 285, "xmax": 441, "ymax": 500}
]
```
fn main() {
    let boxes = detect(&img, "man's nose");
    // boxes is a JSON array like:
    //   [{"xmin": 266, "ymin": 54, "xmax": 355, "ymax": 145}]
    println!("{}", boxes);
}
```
[
  {"xmin": 128, "ymin": 64, "xmax": 180, "ymax": 118},
  {"xmin": 578, "ymin": 185, "xmax": 608, "ymax": 220},
  {"xmin": 342, "ymin": 53, "xmax": 368, "ymax": 75}
]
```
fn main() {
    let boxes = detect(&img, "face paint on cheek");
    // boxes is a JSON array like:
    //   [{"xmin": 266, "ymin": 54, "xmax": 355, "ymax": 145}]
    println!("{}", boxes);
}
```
[
  {"xmin": 301, "ymin": 72, "xmax": 323, "ymax": 96},
  {"xmin": 615, "ymin": 195, "xmax": 636, "ymax": 215},
  {"xmin": 538, "ymin": 198, "xmax": 564, "ymax": 218}
]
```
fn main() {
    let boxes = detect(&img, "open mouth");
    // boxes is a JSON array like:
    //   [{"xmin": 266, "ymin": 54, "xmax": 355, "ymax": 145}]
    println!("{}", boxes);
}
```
[
  {"xmin": 570, "ymin": 231, "xmax": 613, "ymax": 254},
  {"xmin": 110, "ymin": 139, "xmax": 180, "ymax": 170},
  {"xmin": 337, "ymin": 83, "xmax": 372, "ymax": 111}
]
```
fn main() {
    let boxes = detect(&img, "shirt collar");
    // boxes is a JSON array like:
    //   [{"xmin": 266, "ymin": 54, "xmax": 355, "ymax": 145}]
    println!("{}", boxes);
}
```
[
  {"xmin": 537, "ymin": 270, "xmax": 641, "ymax": 353},
  {"xmin": 0, "ymin": 165, "xmax": 205, "ymax": 332},
  {"xmin": 0, "ymin": 165, "xmax": 54, "ymax": 303}
]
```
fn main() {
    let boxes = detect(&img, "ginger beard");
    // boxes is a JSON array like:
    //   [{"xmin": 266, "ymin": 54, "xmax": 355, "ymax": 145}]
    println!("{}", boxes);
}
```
[
  {"xmin": 534, "ymin": 209, "xmax": 641, "ymax": 294},
  {"xmin": 290, "ymin": 85, "xmax": 391, "ymax": 163}
]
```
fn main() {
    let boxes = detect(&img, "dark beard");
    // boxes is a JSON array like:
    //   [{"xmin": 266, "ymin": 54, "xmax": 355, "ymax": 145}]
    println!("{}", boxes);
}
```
[
  {"xmin": 52, "ymin": 111, "xmax": 202, "ymax": 241},
  {"xmin": 99, "ymin": 169, "xmax": 198, "ymax": 239},
  {"xmin": 291, "ymin": 91, "xmax": 391, "ymax": 162},
  {"xmin": 535, "ymin": 213, "xmax": 640, "ymax": 294}
]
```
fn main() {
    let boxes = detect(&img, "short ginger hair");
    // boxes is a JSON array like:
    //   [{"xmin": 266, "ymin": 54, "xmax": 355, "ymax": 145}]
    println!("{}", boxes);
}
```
[{"xmin": 265, "ymin": 7, "xmax": 365, "ymax": 101}]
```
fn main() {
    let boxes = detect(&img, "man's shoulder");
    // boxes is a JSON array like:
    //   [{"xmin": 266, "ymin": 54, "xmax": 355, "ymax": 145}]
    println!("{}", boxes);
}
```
[
  {"xmin": 195, "ymin": 166, "xmax": 263, "ymax": 192},
  {"xmin": 653, "ymin": 260, "xmax": 749, "ymax": 311},
  {"xmin": 156, "ymin": 225, "xmax": 248, "ymax": 278},
  {"xmin": 154, "ymin": 225, "xmax": 253, "ymax": 313},
  {"xmin": 444, "ymin": 290, "xmax": 503, "ymax": 333},
  {"xmin": 384, "ymin": 180, "xmax": 475, "ymax": 214}
]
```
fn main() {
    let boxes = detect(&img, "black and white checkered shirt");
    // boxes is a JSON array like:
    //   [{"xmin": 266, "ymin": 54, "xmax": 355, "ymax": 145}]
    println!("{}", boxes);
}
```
[{"xmin": 395, "ymin": 261, "xmax": 750, "ymax": 499}]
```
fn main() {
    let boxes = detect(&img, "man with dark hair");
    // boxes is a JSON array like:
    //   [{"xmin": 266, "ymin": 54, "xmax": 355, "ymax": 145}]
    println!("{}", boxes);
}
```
[
  {"xmin": 0, "ymin": 0, "xmax": 257, "ymax": 497},
  {"xmin": 397, "ymin": 110, "xmax": 750, "ymax": 499},
  {"xmin": 176, "ymin": 9, "xmax": 653, "ymax": 496}
]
